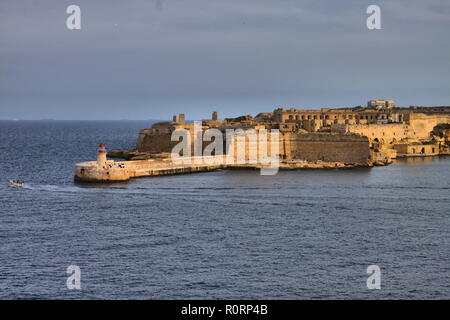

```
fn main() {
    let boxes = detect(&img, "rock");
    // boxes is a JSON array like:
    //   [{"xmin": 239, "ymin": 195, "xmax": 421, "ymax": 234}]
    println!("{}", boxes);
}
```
[
  {"xmin": 107, "ymin": 149, "xmax": 128, "ymax": 158},
  {"xmin": 107, "ymin": 149, "xmax": 149, "ymax": 160},
  {"xmin": 127, "ymin": 152, "xmax": 173, "ymax": 161},
  {"xmin": 128, "ymin": 153, "xmax": 152, "ymax": 160}
]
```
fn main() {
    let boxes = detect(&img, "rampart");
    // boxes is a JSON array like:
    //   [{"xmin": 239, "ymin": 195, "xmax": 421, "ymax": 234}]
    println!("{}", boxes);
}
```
[{"xmin": 283, "ymin": 133, "xmax": 370, "ymax": 163}]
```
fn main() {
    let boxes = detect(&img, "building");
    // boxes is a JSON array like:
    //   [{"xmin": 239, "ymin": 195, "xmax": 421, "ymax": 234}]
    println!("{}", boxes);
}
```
[{"xmin": 368, "ymin": 100, "xmax": 396, "ymax": 109}]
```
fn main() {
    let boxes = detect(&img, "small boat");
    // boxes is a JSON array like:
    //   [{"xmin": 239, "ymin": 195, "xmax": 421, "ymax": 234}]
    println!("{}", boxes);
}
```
[{"xmin": 10, "ymin": 180, "xmax": 24, "ymax": 187}]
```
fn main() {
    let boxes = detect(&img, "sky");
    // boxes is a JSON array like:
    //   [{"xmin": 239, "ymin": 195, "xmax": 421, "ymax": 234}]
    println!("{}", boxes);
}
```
[{"xmin": 1, "ymin": 0, "xmax": 450, "ymax": 120}]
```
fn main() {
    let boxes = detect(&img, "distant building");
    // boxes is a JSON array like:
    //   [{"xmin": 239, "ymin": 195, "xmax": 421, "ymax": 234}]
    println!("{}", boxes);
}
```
[
  {"xmin": 172, "ymin": 113, "xmax": 185, "ymax": 124},
  {"xmin": 368, "ymin": 100, "xmax": 396, "ymax": 109}
]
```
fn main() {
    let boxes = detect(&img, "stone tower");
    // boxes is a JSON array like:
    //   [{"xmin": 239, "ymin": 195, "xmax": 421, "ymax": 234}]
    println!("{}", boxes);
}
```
[
  {"xmin": 173, "ymin": 113, "xmax": 186, "ymax": 124},
  {"xmin": 212, "ymin": 111, "xmax": 218, "ymax": 121}
]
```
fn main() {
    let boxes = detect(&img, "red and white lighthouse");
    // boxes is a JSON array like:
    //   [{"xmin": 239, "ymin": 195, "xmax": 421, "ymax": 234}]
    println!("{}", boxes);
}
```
[{"xmin": 97, "ymin": 143, "xmax": 107, "ymax": 167}]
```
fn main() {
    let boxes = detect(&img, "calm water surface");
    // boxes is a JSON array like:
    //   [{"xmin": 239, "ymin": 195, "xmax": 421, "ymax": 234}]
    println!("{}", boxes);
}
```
[{"xmin": 0, "ymin": 121, "xmax": 449, "ymax": 299}]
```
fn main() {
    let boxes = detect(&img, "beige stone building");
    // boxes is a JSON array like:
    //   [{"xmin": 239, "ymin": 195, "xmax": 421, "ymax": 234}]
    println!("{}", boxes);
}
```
[
  {"xmin": 368, "ymin": 99, "xmax": 396, "ymax": 109},
  {"xmin": 393, "ymin": 143, "xmax": 439, "ymax": 157}
]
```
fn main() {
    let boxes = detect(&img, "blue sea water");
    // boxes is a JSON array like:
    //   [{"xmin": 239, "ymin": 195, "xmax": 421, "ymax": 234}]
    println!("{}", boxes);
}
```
[{"xmin": 0, "ymin": 120, "xmax": 449, "ymax": 299}]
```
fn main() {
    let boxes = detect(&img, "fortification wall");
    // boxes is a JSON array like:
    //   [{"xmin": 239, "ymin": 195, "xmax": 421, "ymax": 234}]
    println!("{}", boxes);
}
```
[
  {"xmin": 137, "ymin": 130, "xmax": 371, "ymax": 164},
  {"xmin": 342, "ymin": 113, "xmax": 450, "ymax": 145},
  {"xmin": 408, "ymin": 113, "xmax": 450, "ymax": 140},
  {"xmin": 137, "ymin": 131, "xmax": 177, "ymax": 153},
  {"xmin": 345, "ymin": 123, "xmax": 408, "ymax": 145},
  {"xmin": 284, "ymin": 133, "xmax": 370, "ymax": 163},
  {"xmin": 137, "ymin": 130, "xmax": 223, "ymax": 156}
]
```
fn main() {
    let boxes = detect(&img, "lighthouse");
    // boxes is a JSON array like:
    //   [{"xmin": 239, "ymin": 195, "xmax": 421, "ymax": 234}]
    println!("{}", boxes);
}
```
[{"xmin": 97, "ymin": 143, "xmax": 107, "ymax": 167}]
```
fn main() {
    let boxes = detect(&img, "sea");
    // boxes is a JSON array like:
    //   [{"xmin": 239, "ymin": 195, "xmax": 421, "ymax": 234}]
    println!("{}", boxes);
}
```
[{"xmin": 0, "ymin": 120, "xmax": 449, "ymax": 299}]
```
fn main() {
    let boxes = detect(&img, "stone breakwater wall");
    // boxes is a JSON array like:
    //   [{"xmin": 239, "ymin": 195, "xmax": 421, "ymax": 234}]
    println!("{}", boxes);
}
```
[
  {"xmin": 74, "ymin": 157, "xmax": 226, "ymax": 182},
  {"xmin": 74, "ymin": 156, "xmax": 373, "ymax": 183}
]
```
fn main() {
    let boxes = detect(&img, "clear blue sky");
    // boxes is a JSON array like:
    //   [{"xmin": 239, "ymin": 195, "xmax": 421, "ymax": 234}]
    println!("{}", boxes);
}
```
[{"xmin": 1, "ymin": 0, "xmax": 450, "ymax": 120}]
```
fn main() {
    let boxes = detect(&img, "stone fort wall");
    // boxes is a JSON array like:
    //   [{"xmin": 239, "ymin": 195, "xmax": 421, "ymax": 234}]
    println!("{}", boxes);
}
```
[
  {"xmin": 344, "ymin": 123, "xmax": 408, "ymax": 145},
  {"xmin": 334, "ymin": 113, "xmax": 450, "ymax": 145},
  {"xmin": 137, "ymin": 130, "xmax": 371, "ymax": 164},
  {"xmin": 137, "ymin": 130, "xmax": 177, "ymax": 153},
  {"xmin": 284, "ymin": 133, "xmax": 370, "ymax": 163}
]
